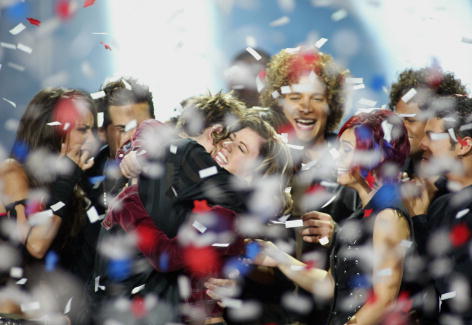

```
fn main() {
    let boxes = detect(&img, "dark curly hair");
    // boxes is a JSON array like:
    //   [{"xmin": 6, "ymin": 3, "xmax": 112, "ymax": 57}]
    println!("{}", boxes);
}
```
[
  {"xmin": 389, "ymin": 68, "xmax": 467, "ymax": 110},
  {"xmin": 260, "ymin": 48, "xmax": 349, "ymax": 135}
]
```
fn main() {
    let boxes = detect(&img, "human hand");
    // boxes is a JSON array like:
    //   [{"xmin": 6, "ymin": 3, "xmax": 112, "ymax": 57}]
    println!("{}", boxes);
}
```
[
  {"xmin": 402, "ymin": 177, "xmax": 436, "ymax": 216},
  {"xmin": 204, "ymin": 277, "xmax": 238, "ymax": 307},
  {"xmin": 120, "ymin": 150, "xmax": 143, "ymax": 179},
  {"xmin": 301, "ymin": 211, "xmax": 335, "ymax": 245},
  {"xmin": 61, "ymin": 143, "xmax": 94, "ymax": 170}
]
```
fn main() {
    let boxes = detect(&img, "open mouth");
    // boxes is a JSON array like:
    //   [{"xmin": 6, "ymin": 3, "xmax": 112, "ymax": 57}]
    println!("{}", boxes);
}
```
[
  {"xmin": 213, "ymin": 150, "xmax": 228, "ymax": 166},
  {"xmin": 295, "ymin": 118, "xmax": 316, "ymax": 131}
]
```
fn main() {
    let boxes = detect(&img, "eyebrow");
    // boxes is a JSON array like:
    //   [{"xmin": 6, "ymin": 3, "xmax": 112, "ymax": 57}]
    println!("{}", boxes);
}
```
[{"xmin": 239, "ymin": 141, "xmax": 249, "ymax": 153}]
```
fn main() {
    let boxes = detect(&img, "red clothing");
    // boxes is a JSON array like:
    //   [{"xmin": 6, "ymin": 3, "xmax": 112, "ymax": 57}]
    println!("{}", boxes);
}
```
[{"xmin": 103, "ymin": 185, "xmax": 245, "ymax": 318}]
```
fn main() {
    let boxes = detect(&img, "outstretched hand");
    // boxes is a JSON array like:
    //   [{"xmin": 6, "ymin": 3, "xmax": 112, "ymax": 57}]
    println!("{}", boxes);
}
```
[{"xmin": 300, "ymin": 211, "xmax": 335, "ymax": 245}]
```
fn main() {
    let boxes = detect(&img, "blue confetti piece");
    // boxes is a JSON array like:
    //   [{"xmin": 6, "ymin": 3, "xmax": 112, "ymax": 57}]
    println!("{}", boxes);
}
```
[
  {"xmin": 349, "ymin": 274, "xmax": 370, "ymax": 289},
  {"xmin": 108, "ymin": 258, "xmax": 131, "ymax": 281},
  {"xmin": 88, "ymin": 175, "xmax": 105, "ymax": 185},
  {"xmin": 371, "ymin": 183, "xmax": 402, "ymax": 211},
  {"xmin": 5, "ymin": 2, "xmax": 29, "ymax": 21},
  {"xmin": 223, "ymin": 257, "xmax": 251, "ymax": 277},
  {"xmin": 11, "ymin": 141, "xmax": 29, "ymax": 163},
  {"xmin": 159, "ymin": 252, "xmax": 169, "ymax": 272},
  {"xmin": 245, "ymin": 241, "xmax": 260, "ymax": 260},
  {"xmin": 369, "ymin": 75, "xmax": 386, "ymax": 92},
  {"xmin": 45, "ymin": 251, "xmax": 59, "ymax": 272}
]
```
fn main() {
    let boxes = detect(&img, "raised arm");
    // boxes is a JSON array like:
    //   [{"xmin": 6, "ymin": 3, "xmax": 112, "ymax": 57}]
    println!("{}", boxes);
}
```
[{"xmin": 347, "ymin": 209, "xmax": 411, "ymax": 325}]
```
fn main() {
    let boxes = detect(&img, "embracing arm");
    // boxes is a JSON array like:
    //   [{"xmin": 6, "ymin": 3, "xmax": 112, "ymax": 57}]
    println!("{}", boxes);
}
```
[{"xmin": 347, "ymin": 209, "xmax": 411, "ymax": 325}]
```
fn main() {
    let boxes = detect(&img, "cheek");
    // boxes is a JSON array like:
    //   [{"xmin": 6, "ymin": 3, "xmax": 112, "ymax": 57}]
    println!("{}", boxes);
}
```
[{"xmin": 282, "ymin": 102, "xmax": 297, "ymax": 119}]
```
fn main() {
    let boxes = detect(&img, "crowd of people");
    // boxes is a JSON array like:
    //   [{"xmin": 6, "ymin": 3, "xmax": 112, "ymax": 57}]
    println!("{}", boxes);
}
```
[{"xmin": 0, "ymin": 46, "xmax": 471, "ymax": 325}]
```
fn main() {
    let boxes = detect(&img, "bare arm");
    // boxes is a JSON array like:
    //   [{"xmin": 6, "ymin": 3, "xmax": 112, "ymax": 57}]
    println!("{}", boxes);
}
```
[{"xmin": 347, "ymin": 209, "xmax": 410, "ymax": 325}]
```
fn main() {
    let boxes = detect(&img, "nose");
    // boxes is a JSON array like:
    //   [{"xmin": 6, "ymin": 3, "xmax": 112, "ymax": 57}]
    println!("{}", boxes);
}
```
[
  {"xmin": 222, "ymin": 139, "xmax": 233, "ymax": 153},
  {"xmin": 419, "ymin": 134, "xmax": 428, "ymax": 152},
  {"xmin": 298, "ymin": 95, "xmax": 312, "ymax": 114}
]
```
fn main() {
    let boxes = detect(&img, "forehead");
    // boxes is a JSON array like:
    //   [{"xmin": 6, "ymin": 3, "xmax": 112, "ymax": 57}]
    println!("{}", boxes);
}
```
[
  {"xmin": 234, "ymin": 127, "xmax": 265, "ymax": 147},
  {"xmin": 395, "ymin": 100, "xmax": 421, "ymax": 115},
  {"xmin": 78, "ymin": 110, "xmax": 94, "ymax": 125},
  {"xmin": 424, "ymin": 117, "xmax": 445, "ymax": 132},
  {"xmin": 109, "ymin": 102, "xmax": 150, "ymax": 120},
  {"xmin": 289, "ymin": 74, "xmax": 326, "ymax": 94},
  {"xmin": 339, "ymin": 128, "xmax": 356, "ymax": 144}
]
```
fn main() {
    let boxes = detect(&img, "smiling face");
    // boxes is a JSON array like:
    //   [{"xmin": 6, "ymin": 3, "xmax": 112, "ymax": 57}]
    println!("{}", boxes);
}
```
[
  {"xmin": 336, "ymin": 128, "xmax": 359, "ymax": 187},
  {"xmin": 281, "ymin": 74, "xmax": 329, "ymax": 144},
  {"xmin": 395, "ymin": 100, "xmax": 425, "ymax": 155},
  {"xmin": 420, "ymin": 117, "xmax": 455, "ymax": 162},
  {"xmin": 211, "ymin": 127, "xmax": 266, "ymax": 179}
]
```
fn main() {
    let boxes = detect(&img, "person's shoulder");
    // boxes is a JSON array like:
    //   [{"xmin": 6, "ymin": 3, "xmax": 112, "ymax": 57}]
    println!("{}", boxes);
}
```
[
  {"xmin": 0, "ymin": 158, "xmax": 27, "ymax": 180},
  {"xmin": 0, "ymin": 159, "xmax": 29, "ymax": 200}
]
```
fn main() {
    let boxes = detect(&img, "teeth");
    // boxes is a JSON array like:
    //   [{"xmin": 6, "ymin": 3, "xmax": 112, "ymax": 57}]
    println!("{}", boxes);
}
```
[
  {"xmin": 296, "ymin": 119, "xmax": 315, "ymax": 124},
  {"xmin": 217, "ymin": 152, "xmax": 228, "ymax": 164}
]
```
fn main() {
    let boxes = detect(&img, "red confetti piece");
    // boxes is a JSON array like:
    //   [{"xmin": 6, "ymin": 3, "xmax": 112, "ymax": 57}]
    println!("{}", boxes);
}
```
[
  {"xmin": 26, "ymin": 18, "xmax": 41, "ymax": 26},
  {"xmin": 450, "ymin": 223, "xmax": 470, "ymax": 247},
  {"xmin": 192, "ymin": 200, "xmax": 211, "ymax": 213},
  {"xmin": 363, "ymin": 208, "xmax": 373, "ymax": 218},
  {"xmin": 397, "ymin": 291, "xmax": 412, "ymax": 313},
  {"xmin": 131, "ymin": 296, "xmax": 147, "ymax": 318},
  {"xmin": 365, "ymin": 290, "xmax": 377, "ymax": 305},
  {"xmin": 458, "ymin": 136, "xmax": 468, "ymax": 147},
  {"xmin": 100, "ymin": 41, "xmax": 112, "ymax": 50},
  {"xmin": 56, "ymin": 0, "xmax": 74, "ymax": 20},
  {"xmin": 183, "ymin": 246, "xmax": 220, "ymax": 277},
  {"xmin": 304, "ymin": 260, "xmax": 316, "ymax": 270},
  {"xmin": 365, "ymin": 171, "xmax": 376, "ymax": 189},
  {"xmin": 258, "ymin": 69, "xmax": 266, "ymax": 80},
  {"xmin": 83, "ymin": 0, "xmax": 96, "ymax": 8},
  {"xmin": 305, "ymin": 184, "xmax": 324, "ymax": 194}
]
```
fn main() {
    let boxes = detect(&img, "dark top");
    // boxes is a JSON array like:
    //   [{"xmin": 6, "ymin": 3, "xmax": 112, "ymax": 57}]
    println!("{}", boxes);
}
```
[
  {"xmin": 328, "ymin": 184, "xmax": 412, "ymax": 325},
  {"xmin": 94, "ymin": 138, "xmax": 249, "ymax": 323}
]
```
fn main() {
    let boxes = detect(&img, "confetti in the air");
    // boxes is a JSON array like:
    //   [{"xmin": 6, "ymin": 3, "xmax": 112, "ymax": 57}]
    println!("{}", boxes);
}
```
[
  {"xmin": 192, "ymin": 220, "xmax": 207, "ymax": 234},
  {"xmin": 270, "ymin": 16, "xmax": 290, "ymax": 27},
  {"xmin": 9, "ymin": 23, "xmax": 26, "ymax": 35},
  {"xmin": 285, "ymin": 219, "xmax": 303, "ymax": 228},
  {"xmin": 17, "ymin": 43, "xmax": 32, "ymax": 54},
  {"xmin": 315, "ymin": 37, "xmax": 328, "ymax": 48},
  {"xmin": 455, "ymin": 208, "xmax": 470, "ymax": 219},
  {"xmin": 331, "ymin": 9, "xmax": 347, "ymax": 21},
  {"xmin": 401, "ymin": 88, "xmax": 417, "ymax": 103},
  {"xmin": 87, "ymin": 206, "xmax": 101, "ymax": 223},
  {"xmin": 83, "ymin": 0, "xmax": 96, "ymax": 8},
  {"xmin": 2, "ymin": 97, "xmax": 17, "ymax": 108},
  {"xmin": 26, "ymin": 18, "xmax": 41, "ymax": 26},
  {"xmin": 124, "ymin": 119, "xmax": 137, "ymax": 132},
  {"xmin": 100, "ymin": 41, "xmax": 112, "ymax": 50},
  {"xmin": 0, "ymin": 42, "xmax": 16, "ymax": 50},
  {"xmin": 199, "ymin": 166, "xmax": 218, "ymax": 178},
  {"xmin": 90, "ymin": 90, "xmax": 106, "ymax": 100},
  {"xmin": 64, "ymin": 297, "xmax": 72, "ymax": 314},
  {"xmin": 246, "ymin": 47, "xmax": 262, "ymax": 61}
]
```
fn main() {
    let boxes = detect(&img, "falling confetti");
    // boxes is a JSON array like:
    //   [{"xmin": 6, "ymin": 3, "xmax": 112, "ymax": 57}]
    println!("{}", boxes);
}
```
[
  {"xmin": 269, "ymin": 16, "xmax": 290, "ymax": 27},
  {"xmin": 100, "ymin": 41, "xmax": 112, "ymax": 50},
  {"xmin": 83, "ymin": 0, "xmax": 96, "ymax": 8},
  {"xmin": 9, "ymin": 23, "xmax": 26, "ymax": 35},
  {"xmin": 26, "ymin": 17, "xmax": 41, "ymax": 26}
]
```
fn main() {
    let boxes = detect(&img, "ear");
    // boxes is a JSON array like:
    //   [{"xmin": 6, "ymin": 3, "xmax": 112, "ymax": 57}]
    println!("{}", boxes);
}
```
[
  {"xmin": 456, "ymin": 136, "xmax": 472, "ymax": 156},
  {"xmin": 208, "ymin": 124, "xmax": 224, "ymax": 140}
]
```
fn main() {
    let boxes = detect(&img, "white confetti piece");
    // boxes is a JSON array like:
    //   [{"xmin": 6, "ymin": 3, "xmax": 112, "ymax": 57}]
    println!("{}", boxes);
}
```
[
  {"xmin": 122, "ymin": 79, "xmax": 132, "ymax": 90},
  {"xmin": 17, "ymin": 43, "xmax": 32, "ymax": 54},
  {"xmin": 97, "ymin": 112, "xmax": 104, "ymax": 128},
  {"xmin": 285, "ymin": 219, "xmax": 303, "ymax": 228},
  {"xmin": 271, "ymin": 90, "xmax": 280, "ymax": 99},
  {"xmin": 331, "ymin": 9, "xmax": 347, "ymax": 21},
  {"xmin": 398, "ymin": 113, "xmax": 416, "ymax": 118},
  {"xmin": 16, "ymin": 278, "xmax": 27, "ymax": 285},
  {"xmin": 429, "ymin": 132, "xmax": 450, "ymax": 141},
  {"xmin": 353, "ymin": 84, "xmax": 365, "ymax": 90},
  {"xmin": 321, "ymin": 194, "xmax": 337, "ymax": 209},
  {"xmin": 21, "ymin": 301, "xmax": 40, "ymax": 312},
  {"xmin": 381, "ymin": 120, "xmax": 393, "ymax": 142},
  {"xmin": 124, "ymin": 119, "xmax": 137, "ymax": 132},
  {"xmin": 90, "ymin": 90, "xmax": 106, "ymax": 100},
  {"xmin": 92, "ymin": 32, "xmax": 109, "ymax": 35},
  {"xmin": 358, "ymin": 98, "xmax": 377, "ymax": 107},
  {"xmin": 131, "ymin": 284, "xmax": 145, "ymax": 295},
  {"xmin": 9, "ymin": 23, "xmax": 26, "ymax": 35},
  {"xmin": 0, "ymin": 42, "xmax": 16, "ymax": 50},
  {"xmin": 280, "ymin": 85, "xmax": 292, "ymax": 94},
  {"xmin": 329, "ymin": 148, "xmax": 340, "ymax": 159},
  {"xmin": 461, "ymin": 36, "xmax": 472, "ymax": 44},
  {"xmin": 47, "ymin": 121, "xmax": 61, "ymax": 126},
  {"xmin": 281, "ymin": 292, "xmax": 312, "ymax": 314},
  {"xmin": 10, "ymin": 267, "xmax": 23, "ymax": 278},
  {"xmin": 246, "ymin": 47, "xmax": 262, "ymax": 61},
  {"xmin": 346, "ymin": 77, "xmax": 363, "ymax": 84},
  {"xmin": 63, "ymin": 122, "xmax": 70, "ymax": 131},
  {"xmin": 401, "ymin": 88, "xmax": 417, "ymax": 103},
  {"xmin": 270, "ymin": 16, "xmax": 290, "ymax": 27},
  {"xmin": 245, "ymin": 35, "xmax": 257, "ymax": 47},
  {"xmin": 315, "ymin": 37, "xmax": 328, "ymax": 48},
  {"xmin": 178, "ymin": 276, "xmax": 191, "ymax": 299},
  {"xmin": 199, "ymin": 166, "xmax": 218, "ymax": 178},
  {"xmin": 64, "ymin": 297, "xmax": 72, "ymax": 314},
  {"xmin": 287, "ymin": 144, "xmax": 304, "ymax": 150},
  {"xmin": 319, "ymin": 236, "xmax": 329, "ymax": 246},
  {"xmin": 29, "ymin": 209, "xmax": 53, "ymax": 226},
  {"xmin": 459, "ymin": 122, "xmax": 472, "ymax": 131},
  {"xmin": 256, "ymin": 76, "xmax": 264, "ymax": 93},
  {"xmin": 400, "ymin": 240, "xmax": 413, "ymax": 248},
  {"xmin": 95, "ymin": 276, "xmax": 105, "ymax": 292},
  {"xmin": 7, "ymin": 62, "xmax": 25, "ymax": 72},
  {"xmin": 50, "ymin": 201, "xmax": 65, "ymax": 212},
  {"xmin": 170, "ymin": 144, "xmax": 178, "ymax": 154},
  {"xmin": 440, "ymin": 291, "xmax": 456, "ymax": 301},
  {"xmin": 87, "ymin": 206, "xmax": 101, "ymax": 223},
  {"xmin": 455, "ymin": 208, "xmax": 469, "ymax": 219},
  {"xmin": 448, "ymin": 128, "xmax": 458, "ymax": 142},
  {"xmin": 212, "ymin": 243, "xmax": 230, "ymax": 247},
  {"xmin": 377, "ymin": 268, "xmax": 392, "ymax": 277},
  {"xmin": 222, "ymin": 298, "xmax": 243, "ymax": 309},
  {"xmin": 192, "ymin": 220, "xmax": 207, "ymax": 234}
]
